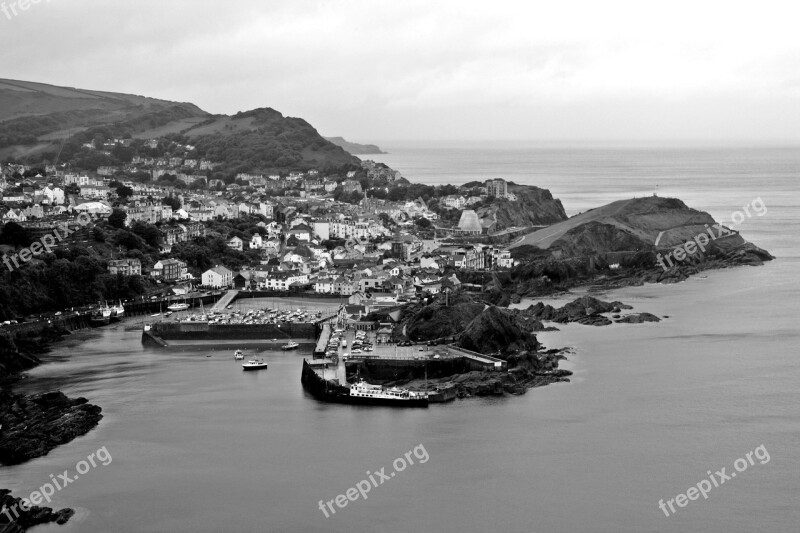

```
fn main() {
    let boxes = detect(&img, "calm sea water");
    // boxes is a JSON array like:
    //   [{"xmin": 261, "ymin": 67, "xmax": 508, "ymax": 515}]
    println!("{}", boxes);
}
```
[{"xmin": 5, "ymin": 144, "xmax": 800, "ymax": 532}]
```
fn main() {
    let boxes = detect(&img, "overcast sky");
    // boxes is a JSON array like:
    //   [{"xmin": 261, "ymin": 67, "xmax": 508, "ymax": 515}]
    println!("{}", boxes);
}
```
[{"xmin": 2, "ymin": 0, "xmax": 799, "ymax": 143}]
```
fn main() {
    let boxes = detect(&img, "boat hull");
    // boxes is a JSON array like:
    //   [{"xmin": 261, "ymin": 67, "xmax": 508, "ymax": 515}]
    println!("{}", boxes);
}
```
[{"xmin": 301, "ymin": 359, "xmax": 428, "ymax": 408}]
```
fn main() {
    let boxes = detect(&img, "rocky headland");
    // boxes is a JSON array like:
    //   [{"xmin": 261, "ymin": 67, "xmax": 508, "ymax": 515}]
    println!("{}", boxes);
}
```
[{"xmin": 1, "ymin": 489, "xmax": 74, "ymax": 533}]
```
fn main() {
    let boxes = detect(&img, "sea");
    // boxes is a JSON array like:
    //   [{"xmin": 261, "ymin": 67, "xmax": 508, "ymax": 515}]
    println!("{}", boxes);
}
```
[{"xmin": 4, "ymin": 143, "xmax": 799, "ymax": 533}]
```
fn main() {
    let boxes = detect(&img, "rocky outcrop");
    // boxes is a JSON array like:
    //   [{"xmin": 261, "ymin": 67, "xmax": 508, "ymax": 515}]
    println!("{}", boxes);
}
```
[
  {"xmin": 0, "ymin": 489, "xmax": 74, "ymax": 532},
  {"xmin": 0, "ymin": 390, "xmax": 102, "ymax": 466},
  {"xmin": 398, "ymin": 348, "xmax": 573, "ymax": 398},
  {"xmin": 522, "ymin": 296, "xmax": 634, "ymax": 325},
  {"xmin": 456, "ymin": 306, "xmax": 540, "ymax": 356},
  {"xmin": 476, "ymin": 184, "xmax": 568, "ymax": 229},
  {"xmin": 616, "ymin": 312, "xmax": 661, "ymax": 324}
]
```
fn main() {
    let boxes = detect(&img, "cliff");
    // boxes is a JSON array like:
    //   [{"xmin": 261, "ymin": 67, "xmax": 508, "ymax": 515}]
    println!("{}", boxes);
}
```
[
  {"xmin": 324, "ymin": 136, "xmax": 386, "ymax": 155},
  {"xmin": 477, "ymin": 184, "xmax": 568, "ymax": 229}
]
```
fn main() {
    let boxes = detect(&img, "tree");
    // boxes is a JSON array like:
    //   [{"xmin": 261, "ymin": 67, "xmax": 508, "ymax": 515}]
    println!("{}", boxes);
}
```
[
  {"xmin": 162, "ymin": 196, "xmax": 181, "ymax": 210},
  {"xmin": 115, "ymin": 185, "xmax": 134, "ymax": 202},
  {"xmin": 0, "ymin": 222, "xmax": 32, "ymax": 248},
  {"xmin": 108, "ymin": 208, "xmax": 127, "ymax": 229},
  {"xmin": 415, "ymin": 217, "xmax": 432, "ymax": 229}
]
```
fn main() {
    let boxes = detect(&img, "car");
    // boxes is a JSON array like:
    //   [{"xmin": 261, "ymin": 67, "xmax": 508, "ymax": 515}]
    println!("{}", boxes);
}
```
[{"xmin": 351, "ymin": 349, "xmax": 362, "ymax": 354}]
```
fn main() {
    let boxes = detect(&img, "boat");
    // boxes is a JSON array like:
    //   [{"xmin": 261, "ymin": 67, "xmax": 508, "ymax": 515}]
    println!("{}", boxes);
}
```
[
  {"xmin": 167, "ymin": 302, "xmax": 190, "ymax": 312},
  {"xmin": 89, "ymin": 305, "xmax": 112, "ymax": 327},
  {"xmin": 109, "ymin": 302, "xmax": 125, "ymax": 322},
  {"xmin": 300, "ymin": 360, "xmax": 428, "ymax": 407},
  {"xmin": 282, "ymin": 340, "xmax": 299, "ymax": 351},
  {"xmin": 349, "ymin": 379, "xmax": 429, "ymax": 406},
  {"xmin": 150, "ymin": 312, "xmax": 162, "ymax": 318},
  {"xmin": 242, "ymin": 359, "xmax": 268, "ymax": 371},
  {"xmin": 234, "ymin": 349, "xmax": 244, "ymax": 360}
]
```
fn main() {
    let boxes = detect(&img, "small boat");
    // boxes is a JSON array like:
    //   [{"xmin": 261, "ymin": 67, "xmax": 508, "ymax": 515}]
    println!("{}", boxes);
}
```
[
  {"xmin": 167, "ymin": 303, "xmax": 190, "ymax": 312},
  {"xmin": 234, "ymin": 349, "xmax": 245, "ymax": 360},
  {"xmin": 150, "ymin": 312, "xmax": 162, "ymax": 318},
  {"xmin": 282, "ymin": 341, "xmax": 299, "ymax": 351},
  {"xmin": 242, "ymin": 359, "xmax": 268, "ymax": 371}
]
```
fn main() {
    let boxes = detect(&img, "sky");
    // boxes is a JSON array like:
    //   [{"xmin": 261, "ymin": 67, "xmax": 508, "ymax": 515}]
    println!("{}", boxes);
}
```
[{"xmin": 1, "ymin": 0, "xmax": 799, "ymax": 143}]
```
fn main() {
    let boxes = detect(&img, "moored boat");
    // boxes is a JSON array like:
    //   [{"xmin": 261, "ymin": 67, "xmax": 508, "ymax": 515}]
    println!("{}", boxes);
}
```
[
  {"xmin": 167, "ymin": 302, "xmax": 190, "ymax": 312},
  {"xmin": 282, "ymin": 340, "xmax": 299, "ymax": 351},
  {"xmin": 234, "ymin": 349, "xmax": 244, "ymax": 360},
  {"xmin": 242, "ymin": 359, "xmax": 268, "ymax": 371}
]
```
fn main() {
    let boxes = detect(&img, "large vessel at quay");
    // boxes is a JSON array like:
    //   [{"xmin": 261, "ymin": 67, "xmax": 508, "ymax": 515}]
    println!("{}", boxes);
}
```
[{"xmin": 300, "ymin": 359, "xmax": 428, "ymax": 407}]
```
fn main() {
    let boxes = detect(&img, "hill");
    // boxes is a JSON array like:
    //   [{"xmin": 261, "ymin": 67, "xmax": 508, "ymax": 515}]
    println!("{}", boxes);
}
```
[
  {"xmin": 499, "ymin": 196, "xmax": 773, "ymax": 296},
  {"xmin": 0, "ymin": 79, "xmax": 360, "ymax": 172},
  {"xmin": 477, "ymin": 183, "xmax": 567, "ymax": 229},
  {"xmin": 324, "ymin": 136, "xmax": 385, "ymax": 155}
]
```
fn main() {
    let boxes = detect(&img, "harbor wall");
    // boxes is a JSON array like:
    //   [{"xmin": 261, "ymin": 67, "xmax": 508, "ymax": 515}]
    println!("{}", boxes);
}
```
[
  {"xmin": 351, "ymin": 358, "xmax": 468, "ymax": 381},
  {"xmin": 149, "ymin": 321, "xmax": 319, "ymax": 340}
]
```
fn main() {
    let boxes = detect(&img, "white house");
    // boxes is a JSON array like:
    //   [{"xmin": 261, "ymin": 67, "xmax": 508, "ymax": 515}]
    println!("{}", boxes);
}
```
[
  {"xmin": 227, "ymin": 236, "xmax": 244, "ymax": 251},
  {"xmin": 202, "ymin": 266, "xmax": 233, "ymax": 288}
]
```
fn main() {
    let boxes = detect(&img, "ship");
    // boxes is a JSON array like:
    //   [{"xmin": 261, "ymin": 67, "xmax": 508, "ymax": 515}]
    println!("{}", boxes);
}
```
[
  {"xmin": 301, "ymin": 359, "xmax": 428, "ymax": 407},
  {"xmin": 282, "ymin": 340, "xmax": 299, "ymax": 351},
  {"xmin": 89, "ymin": 305, "xmax": 112, "ymax": 327},
  {"xmin": 167, "ymin": 302, "xmax": 190, "ymax": 312}
]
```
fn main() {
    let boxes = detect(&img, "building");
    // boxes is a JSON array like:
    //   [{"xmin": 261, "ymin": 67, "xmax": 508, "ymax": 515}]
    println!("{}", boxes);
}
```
[
  {"xmin": 260, "ymin": 270, "xmax": 309, "ymax": 291},
  {"xmin": 227, "ymin": 236, "xmax": 244, "ymax": 251},
  {"xmin": 107, "ymin": 258, "xmax": 141, "ymax": 276},
  {"xmin": 457, "ymin": 210, "xmax": 483, "ymax": 234},
  {"xmin": 485, "ymin": 178, "xmax": 508, "ymax": 198},
  {"xmin": 202, "ymin": 266, "xmax": 233, "ymax": 288},
  {"xmin": 152, "ymin": 259, "xmax": 187, "ymax": 281}
]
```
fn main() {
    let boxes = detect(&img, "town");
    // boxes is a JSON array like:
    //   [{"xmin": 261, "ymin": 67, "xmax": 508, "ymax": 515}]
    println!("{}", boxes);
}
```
[{"xmin": 0, "ymin": 136, "xmax": 528, "ymax": 324}]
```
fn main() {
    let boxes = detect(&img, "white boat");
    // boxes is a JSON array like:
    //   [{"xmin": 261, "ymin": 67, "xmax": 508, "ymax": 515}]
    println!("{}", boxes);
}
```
[
  {"xmin": 282, "ymin": 340, "xmax": 299, "ymax": 351},
  {"xmin": 242, "ymin": 359, "xmax": 268, "ymax": 371},
  {"xmin": 234, "ymin": 349, "xmax": 244, "ymax": 360},
  {"xmin": 167, "ymin": 303, "xmax": 190, "ymax": 312}
]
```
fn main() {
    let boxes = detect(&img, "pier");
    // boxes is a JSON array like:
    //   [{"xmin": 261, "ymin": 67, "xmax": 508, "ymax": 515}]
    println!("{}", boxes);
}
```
[{"xmin": 210, "ymin": 290, "xmax": 239, "ymax": 313}]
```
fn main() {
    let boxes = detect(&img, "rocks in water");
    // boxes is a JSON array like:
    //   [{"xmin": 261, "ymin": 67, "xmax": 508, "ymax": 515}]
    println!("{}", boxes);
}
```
[
  {"xmin": 0, "ymin": 390, "xmax": 102, "ymax": 466},
  {"xmin": 523, "ymin": 296, "xmax": 633, "ymax": 326},
  {"xmin": 615, "ymin": 313, "xmax": 661, "ymax": 324},
  {"xmin": 0, "ymin": 489, "xmax": 74, "ymax": 531}
]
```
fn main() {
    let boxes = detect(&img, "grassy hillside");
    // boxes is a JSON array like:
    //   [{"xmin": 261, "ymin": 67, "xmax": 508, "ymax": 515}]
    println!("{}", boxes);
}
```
[{"xmin": 0, "ymin": 79, "xmax": 360, "ymax": 172}]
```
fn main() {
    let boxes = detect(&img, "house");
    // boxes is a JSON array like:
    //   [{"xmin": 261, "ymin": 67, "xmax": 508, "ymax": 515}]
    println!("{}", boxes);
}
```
[
  {"xmin": 260, "ymin": 270, "xmax": 309, "ymax": 291},
  {"xmin": 202, "ymin": 266, "xmax": 233, "ymax": 288},
  {"xmin": 151, "ymin": 259, "xmax": 187, "ymax": 281},
  {"xmin": 227, "ymin": 236, "xmax": 244, "ymax": 251},
  {"xmin": 250, "ymin": 233, "xmax": 264, "ymax": 249},
  {"xmin": 107, "ymin": 258, "xmax": 141, "ymax": 276},
  {"xmin": 314, "ymin": 276, "xmax": 335, "ymax": 294},
  {"xmin": 287, "ymin": 223, "xmax": 312, "ymax": 242}
]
